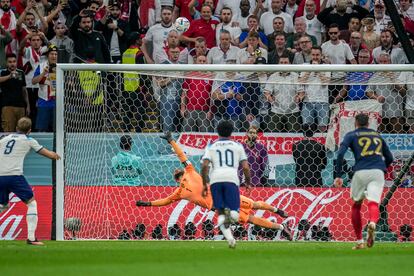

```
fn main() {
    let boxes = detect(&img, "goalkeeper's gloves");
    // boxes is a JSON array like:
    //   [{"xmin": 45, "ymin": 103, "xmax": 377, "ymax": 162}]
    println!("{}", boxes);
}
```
[
  {"xmin": 275, "ymin": 208, "xmax": 289, "ymax": 218},
  {"xmin": 160, "ymin": 131, "xmax": 173, "ymax": 142},
  {"xmin": 136, "ymin": 200, "xmax": 151, "ymax": 207}
]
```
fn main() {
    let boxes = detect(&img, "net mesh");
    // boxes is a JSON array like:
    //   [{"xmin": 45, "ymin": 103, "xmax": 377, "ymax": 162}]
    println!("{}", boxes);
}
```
[{"xmin": 61, "ymin": 67, "xmax": 414, "ymax": 241}]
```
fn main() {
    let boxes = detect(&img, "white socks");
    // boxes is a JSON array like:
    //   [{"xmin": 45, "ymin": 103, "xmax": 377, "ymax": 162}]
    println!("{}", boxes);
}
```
[
  {"xmin": 230, "ymin": 210, "xmax": 239, "ymax": 223},
  {"xmin": 27, "ymin": 200, "xmax": 38, "ymax": 241},
  {"xmin": 218, "ymin": 214, "xmax": 235, "ymax": 243}
]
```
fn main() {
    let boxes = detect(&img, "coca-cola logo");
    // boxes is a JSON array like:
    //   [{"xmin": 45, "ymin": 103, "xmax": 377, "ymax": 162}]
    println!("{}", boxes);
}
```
[
  {"xmin": 0, "ymin": 193, "xmax": 24, "ymax": 240},
  {"xmin": 166, "ymin": 189, "xmax": 343, "ymax": 240}
]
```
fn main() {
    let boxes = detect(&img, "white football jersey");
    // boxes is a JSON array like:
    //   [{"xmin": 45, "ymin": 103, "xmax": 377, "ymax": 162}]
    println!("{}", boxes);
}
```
[
  {"xmin": 202, "ymin": 139, "xmax": 247, "ymax": 186},
  {"xmin": 0, "ymin": 134, "xmax": 43, "ymax": 176}
]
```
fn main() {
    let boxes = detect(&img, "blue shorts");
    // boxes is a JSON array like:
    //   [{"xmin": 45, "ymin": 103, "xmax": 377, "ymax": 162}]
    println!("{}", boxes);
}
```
[
  {"xmin": 0, "ymin": 176, "xmax": 34, "ymax": 205},
  {"xmin": 210, "ymin": 182, "xmax": 240, "ymax": 211}
]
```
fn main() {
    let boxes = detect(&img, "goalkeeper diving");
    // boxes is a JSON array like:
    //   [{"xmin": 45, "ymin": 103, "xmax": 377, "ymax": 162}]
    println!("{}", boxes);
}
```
[{"xmin": 136, "ymin": 132, "xmax": 292, "ymax": 240}]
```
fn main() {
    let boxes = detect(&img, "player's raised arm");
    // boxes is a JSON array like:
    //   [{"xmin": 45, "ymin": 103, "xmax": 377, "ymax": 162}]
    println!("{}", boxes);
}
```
[
  {"xmin": 37, "ymin": 148, "xmax": 61, "ymax": 160},
  {"xmin": 160, "ymin": 132, "xmax": 191, "ymax": 166}
]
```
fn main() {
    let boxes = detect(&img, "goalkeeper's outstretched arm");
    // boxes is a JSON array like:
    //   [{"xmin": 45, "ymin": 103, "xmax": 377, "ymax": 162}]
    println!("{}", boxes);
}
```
[
  {"xmin": 160, "ymin": 132, "xmax": 190, "ymax": 165},
  {"xmin": 136, "ymin": 188, "xmax": 181, "ymax": 207}
]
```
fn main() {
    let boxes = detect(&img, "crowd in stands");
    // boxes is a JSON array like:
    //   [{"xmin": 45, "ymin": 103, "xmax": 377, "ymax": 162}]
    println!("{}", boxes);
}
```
[{"xmin": 0, "ymin": 0, "xmax": 414, "ymax": 134}]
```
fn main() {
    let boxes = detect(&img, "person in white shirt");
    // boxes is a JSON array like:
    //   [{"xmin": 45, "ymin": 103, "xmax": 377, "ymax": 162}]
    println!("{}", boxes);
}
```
[
  {"xmin": 373, "ymin": 0, "xmax": 390, "ymax": 35},
  {"xmin": 0, "ymin": 117, "xmax": 60, "ymax": 245},
  {"xmin": 260, "ymin": 0, "xmax": 294, "ymax": 35},
  {"xmin": 298, "ymin": 47, "xmax": 331, "ymax": 132},
  {"xmin": 216, "ymin": 6, "xmax": 242, "ymax": 46},
  {"xmin": 207, "ymin": 30, "xmax": 240, "ymax": 64},
  {"xmin": 141, "ymin": 6, "xmax": 174, "ymax": 64},
  {"xmin": 372, "ymin": 29, "xmax": 408, "ymax": 64},
  {"xmin": 284, "ymin": 0, "xmax": 298, "ymax": 16},
  {"xmin": 298, "ymin": 0, "xmax": 325, "ymax": 45},
  {"xmin": 264, "ymin": 56, "xmax": 302, "ymax": 132},
  {"xmin": 201, "ymin": 120, "xmax": 251, "ymax": 249},
  {"xmin": 322, "ymin": 24, "xmax": 356, "ymax": 64}
]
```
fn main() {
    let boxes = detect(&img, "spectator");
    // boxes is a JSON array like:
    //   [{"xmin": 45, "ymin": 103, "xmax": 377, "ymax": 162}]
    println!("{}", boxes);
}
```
[
  {"xmin": 141, "ymin": 6, "xmax": 174, "ymax": 64},
  {"xmin": 181, "ymin": 4, "xmax": 219, "ymax": 48},
  {"xmin": 339, "ymin": 16, "xmax": 361, "ymax": 43},
  {"xmin": 180, "ymin": 55, "xmax": 213, "ymax": 132},
  {"xmin": 237, "ymin": 31, "xmax": 268, "ymax": 64},
  {"xmin": 157, "ymin": 46, "xmax": 184, "ymax": 131},
  {"xmin": 173, "ymin": 0, "xmax": 195, "ymax": 22},
  {"xmin": 31, "ymin": 45, "xmax": 57, "ymax": 132},
  {"xmin": 322, "ymin": 24, "xmax": 356, "ymax": 64},
  {"xmin": 366, "ymin": 52, "xmax": 404, "ymax": 133},
  {"xmin": 154, "ymin": 29, "xmax": 188, "ymax": 64},
  {"xmin": 215, "ymin": 6, "xmax": 242, "ymax": 46},
  {"xmin": 298, "ymin": 47, "xmax": 331, "ymax": 132},
  {"xmin": 234, "ymin": 0, "xmax": 252, "ymax": 30},
  {"xmin": 187, "ymin": 37, "xmax": 209, "ymax": 64},
  {"xmin": 264, "ymin": 55, "xmax": 301, "ymax": 132},
  {"xmin": 0, "ymin": 23, "xmax": 12, "ymax": 68},
  {"xmin": 69, "ymin": 14, "xmax": 110, "ymax": 63},
  {"xmin": 207, "ymin": 29, "xmax": 239, "ymax": 64},
  {"xmin": 211, "ymin": 61, "xmax": 246, "ymax": 131},
  {"xmin": 399, "ymin": 0, "xmax": 414, "ymax": 20},
  {"xmin": 0, "ymin": 54, "xmax": 29, "ymax": 132},
  {"xmin": 239, "ymin": 15, "xmax": 268, "ymax": 49},
  {"xmin": 372, "ymin": 29, "xmax": 408, "ymax": 64},
  {"xmin": 0, "ymin": 0, "xmax": 17, "ymax": 54},
  {"xmin": 96, "ymin": 1, "xmax": 129, "ymax": 63},
  {"xmin": 190, "ymin": 0, "xmax": 220, "ymax": 22},
  {"xmin": 297, "ymin": 0, "xmax": 325, "ymax": 45},
  {"xmin": 121, "ymin": 32, "xmax": 149, "ymax": 133},
  {"xmin": 293, "ymin": 35, "xmax": 313, "ymax": 64},
  {"xmin": 20, "ymin": 32, "xmax": 47, "ymax": 130},
  {"xmin": 292, "ymin": 123, "xmax": 327, "ymax": 187},
  {"xmin": 373, "ymin": 0, "xmax": 390, "ymax": 35},
  {"xmin": 266, "ymin": 16, "xmax": 288, "ymax": 52},
  {"xmin": 242, "ymin": 125, "xmax": 269, "ymax": 186},
  {"xmin": 361, "ymin": 15, "xmax": 380, "ymax": 51},
  {"xmin": 317, "ymin": 0, "xmax": 369, "ymax": 30},
  {"xmin": 215, "ymin": 0, "xmax": 243, "ymax": 19},
  {"xmin": 16, "ymin": 1, "xmax": 48, "ymax": 45},
  {"xmin": 268, "ymin": 33, "xmax": 294, "ymax": 64},
  {"xmin": 397, "ymin": 70, "xmax": 414, "ymax": 133},
  {"xmin": 348, "ymin": 31, "xmax": 367, "ymax": 58},
  {"xmin": 50, "ymin": 21, "xmax": 74, "ymax": 63},
  {"xmin": 260, "ymin": 0, "xmax": 294, "ymax": 35},
  {"xmin": 283, "ymin": 0, "xmax": 298, "ymax": 17},
  {"xmin": 334, "ymin": 48, "xmax": 372, "ymax": 103},
  {"xmin": 286, "ymin": 17, "xmax": 317, "ymax": 49}
]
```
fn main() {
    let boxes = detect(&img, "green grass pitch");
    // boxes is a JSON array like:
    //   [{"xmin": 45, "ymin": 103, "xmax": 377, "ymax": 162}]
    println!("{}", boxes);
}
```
[{"xmin": 1, "ymin": 241, "xmax": 413, "ymax": 276}]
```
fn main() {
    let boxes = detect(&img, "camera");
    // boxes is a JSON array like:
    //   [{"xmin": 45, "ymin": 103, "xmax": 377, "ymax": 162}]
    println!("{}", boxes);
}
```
[{"xmin": 10, "ymin": 72, "xmax": 17, "ymax": 79}]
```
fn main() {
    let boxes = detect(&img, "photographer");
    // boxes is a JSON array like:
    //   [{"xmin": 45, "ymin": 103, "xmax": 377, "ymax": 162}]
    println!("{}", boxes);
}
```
[{"xmin": 0, "ymin": 54, "xmax": 30, "ymax": 132}]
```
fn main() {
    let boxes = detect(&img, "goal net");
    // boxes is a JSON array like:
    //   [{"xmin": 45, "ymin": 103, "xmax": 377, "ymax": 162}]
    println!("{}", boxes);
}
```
[{"xmin": 56, "ymin": 64, "xmax": 414, "ymax": 242}]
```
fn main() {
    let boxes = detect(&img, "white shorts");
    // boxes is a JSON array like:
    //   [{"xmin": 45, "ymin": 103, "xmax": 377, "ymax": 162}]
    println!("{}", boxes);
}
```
[{"xmin": 351, "ymin": 169, "xmax": 385, "ymax": 203}]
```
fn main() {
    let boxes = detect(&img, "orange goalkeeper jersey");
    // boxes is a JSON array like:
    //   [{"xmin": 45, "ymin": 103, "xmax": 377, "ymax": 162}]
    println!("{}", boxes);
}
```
[{"xmin": 162, "ymin": 163, "xmax": 214, "ymax": 210}]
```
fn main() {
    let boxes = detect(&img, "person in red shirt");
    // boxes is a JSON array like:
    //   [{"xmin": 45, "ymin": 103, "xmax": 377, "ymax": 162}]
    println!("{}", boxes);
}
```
[
  {"xmin": 180, "ymin": 55, "xmax": 213, "ymax": 132},
  {"xmin": 180, "ymin": 4, "xmax": 219, "ymax": 48}
]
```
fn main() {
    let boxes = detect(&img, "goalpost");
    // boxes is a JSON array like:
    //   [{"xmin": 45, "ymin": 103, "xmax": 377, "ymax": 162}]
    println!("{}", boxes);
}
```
[{"xmin": 56, "ymin": 63, "xmax": 414, "ymax": 241}]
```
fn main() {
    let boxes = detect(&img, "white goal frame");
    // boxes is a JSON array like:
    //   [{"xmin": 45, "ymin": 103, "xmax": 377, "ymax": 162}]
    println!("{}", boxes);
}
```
[{"xmin": 55, "ymin": 63, "xmax": 414, "ymax": 241}]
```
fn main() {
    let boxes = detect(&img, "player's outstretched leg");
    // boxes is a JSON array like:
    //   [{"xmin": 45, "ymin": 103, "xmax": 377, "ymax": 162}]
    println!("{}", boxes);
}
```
[
  {"xmin": 248, "ymin": 216, "xmax": 293, "ymax": 241},
  {"xmin": 366, "ymin": 200, "xmax": 379, "ymax": 248},
  {"xmin": 253, "ymin": 201, "xmax": 289, "ymax": 218},
  {"xmin": 217, "ymin": 210, "xmax": 236, "ymax": 249},
  {"xmin": 351, "ymin": 201, "xmax": 365, "ymax": 250},
  {"xmin": 26, "ymin": 199, "xmax": 44, "ymax": 246}
]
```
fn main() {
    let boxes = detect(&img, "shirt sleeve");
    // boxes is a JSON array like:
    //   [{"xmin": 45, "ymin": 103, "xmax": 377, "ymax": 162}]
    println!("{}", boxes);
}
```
[
  {"xmin": 201, "ymin": 146, "xmax": 212, "ymax": 161},
  {"xmin": 33, "ymin": 65, "xmax": 41, "ymax": 78},
  {"xmin": 29, "ymin": 138, "xmax": 43, "ymax": 152}
]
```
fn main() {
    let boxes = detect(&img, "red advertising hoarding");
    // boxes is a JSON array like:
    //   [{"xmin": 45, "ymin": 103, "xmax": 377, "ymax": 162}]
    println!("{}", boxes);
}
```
[{"xmin": 3, "ymin": 186, "xmax": 413, "ymax": 241}]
